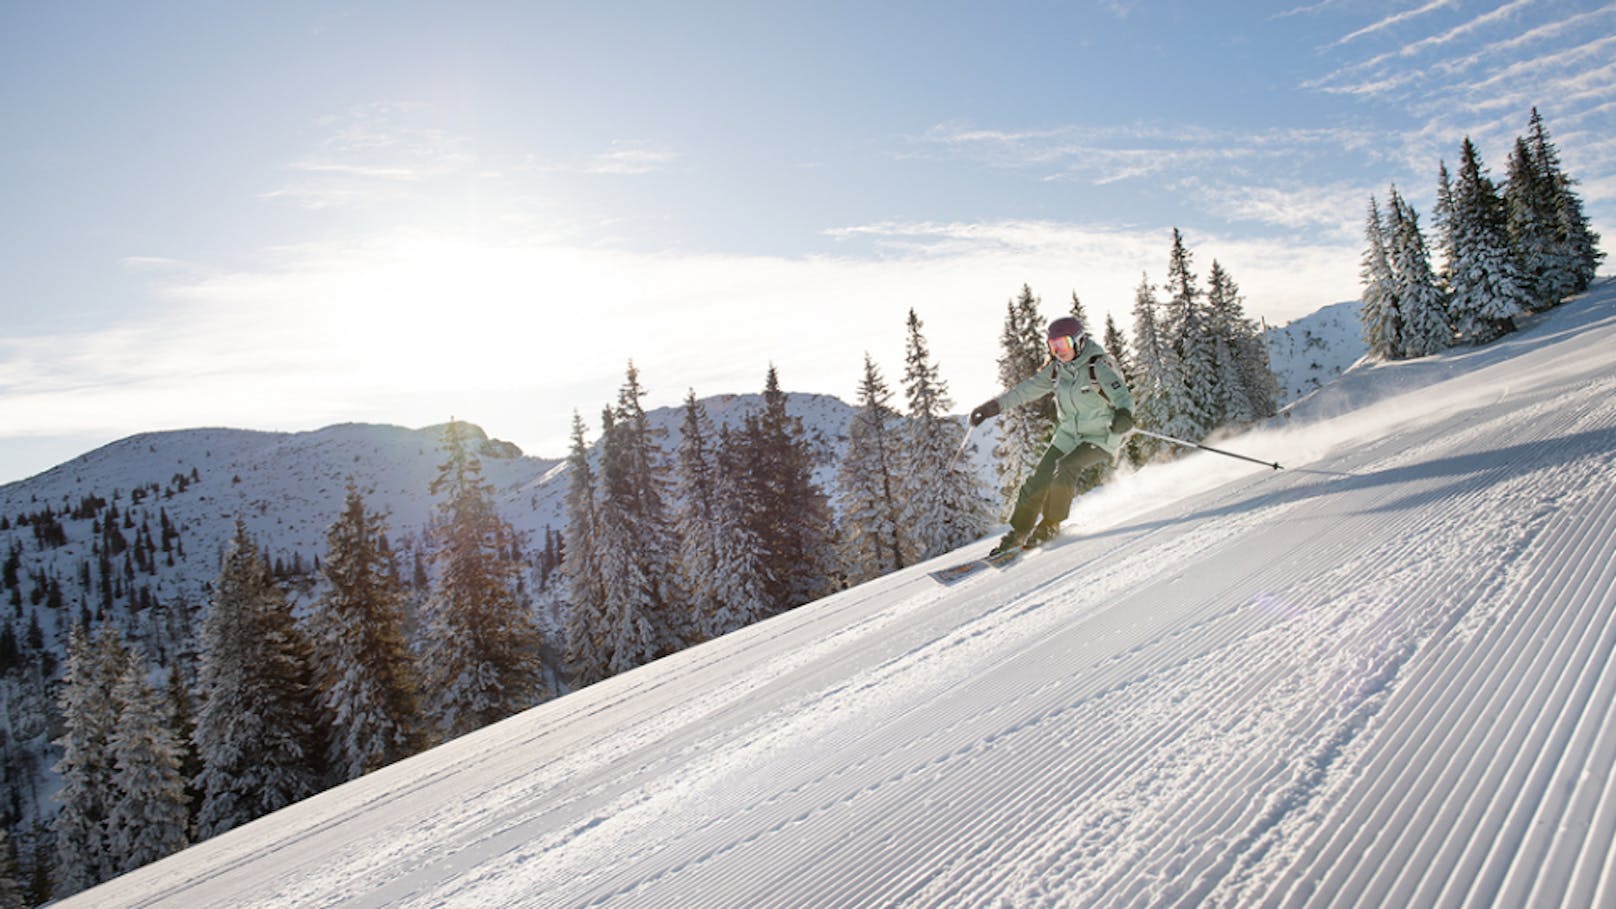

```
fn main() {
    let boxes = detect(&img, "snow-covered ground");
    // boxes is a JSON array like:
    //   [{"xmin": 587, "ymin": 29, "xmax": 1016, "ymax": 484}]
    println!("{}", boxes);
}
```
[{"xmin": 65, "ymin": 280, "xmax": 1616, "ymax": 907}]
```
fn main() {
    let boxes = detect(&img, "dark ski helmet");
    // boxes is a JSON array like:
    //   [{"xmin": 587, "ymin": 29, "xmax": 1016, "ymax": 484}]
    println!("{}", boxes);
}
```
[{"xmin": 1047, "ymin": 316, "xmax": 1085, "ymax": 341}]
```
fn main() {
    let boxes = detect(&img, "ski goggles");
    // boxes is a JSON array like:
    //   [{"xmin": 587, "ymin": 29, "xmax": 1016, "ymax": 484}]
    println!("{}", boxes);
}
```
[{"xmin": 1048, "ymin": 334, "xmax": 1083, "ymax": 358}]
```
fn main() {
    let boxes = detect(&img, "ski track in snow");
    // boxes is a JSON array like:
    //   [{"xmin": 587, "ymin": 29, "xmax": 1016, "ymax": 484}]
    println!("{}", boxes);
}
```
[{"xmin": 65, "ymin": 284, "xmax": 1616, "ymax": 908}]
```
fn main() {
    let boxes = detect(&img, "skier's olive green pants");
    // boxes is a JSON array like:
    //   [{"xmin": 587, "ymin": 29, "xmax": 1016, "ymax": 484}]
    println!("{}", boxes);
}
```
[{"xmin": 1009, "ymin": 443, "xmax": 1110, "ymax": 537}]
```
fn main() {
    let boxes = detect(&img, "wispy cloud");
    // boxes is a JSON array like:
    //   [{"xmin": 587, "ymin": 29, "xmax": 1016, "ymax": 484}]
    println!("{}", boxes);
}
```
[
  {"xmin": 1273, "ymin": 0, "xmax": 1352, "ymax": 19},
  {"xmin": 923, "ymin": 120, "xmax": 1210, "ymax": 182},
  {"xmin": 583, "ymin": 140, "xmax": 680, "ymax": 175},
  {"xmin": 264, "ymin": 102, "xmax": 479, "ymax": 209},
  {"xmin": 1326, "ymin": 0, "xmax": 1460, "ymax": 50},
  {"xmin": 916, "ymin": 121, "xmax": 1380, "ymax": 235},
  {"xmin": 1185, "ymin": 180, "xmax": 1370, "ymax": 241},
  {"xmin": 1305, "ymin": 0, "xmax": 1544, "ymax": 92}
]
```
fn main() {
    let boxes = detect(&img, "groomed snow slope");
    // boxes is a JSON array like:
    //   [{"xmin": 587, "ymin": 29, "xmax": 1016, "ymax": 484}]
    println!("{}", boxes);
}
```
[{"xmin": 69, "ymin": 281, "xmax": 1616, "ymax": 908}]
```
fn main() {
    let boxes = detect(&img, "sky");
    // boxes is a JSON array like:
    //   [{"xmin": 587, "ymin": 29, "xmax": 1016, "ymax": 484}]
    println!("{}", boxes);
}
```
[{"xmin": 2, "ymin": 0, "xmax": 1612, "ymax": 484}]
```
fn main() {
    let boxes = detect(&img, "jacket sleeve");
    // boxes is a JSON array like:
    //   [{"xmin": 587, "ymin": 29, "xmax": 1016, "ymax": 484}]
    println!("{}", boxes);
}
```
[{"xmin": 995, "ymin": 361, "xmax": 1056, "ymax": 412}]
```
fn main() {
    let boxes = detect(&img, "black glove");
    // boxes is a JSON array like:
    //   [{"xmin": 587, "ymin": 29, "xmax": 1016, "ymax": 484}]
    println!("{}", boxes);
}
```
[
  {"xmin": 969, "ymin": 400, "xmax": 1001, "ymax": 427},
  {"xmin": 1109, "ymin": 409, "xmax": 1135, "ymax": 434}
]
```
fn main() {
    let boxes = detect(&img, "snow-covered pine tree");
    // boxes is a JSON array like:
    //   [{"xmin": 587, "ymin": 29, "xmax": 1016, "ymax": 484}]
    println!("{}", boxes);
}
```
[
  {"xmin": 1204, "ymin": 263, "xmax": 1240, "ymax": 426},
  {"xmin": 1103, "ymin": 313, "xmax": 1132, "ymax": 385},
  {"xmin": 591, "ymin": 362, "xmax": 686, "ymax": 677},
  {"xmin": 165, "ymin": 668, "xmax": 202, "ymax": 830},
  {"xmin": 1432, "ymin": 161, "xmax": 1458, "ymax": 294},
  {"xmin": 1386, "ymin": 187, "xmax": 1453, "ymax": 358},
  {"xmin": 1067, "ymin": 292, "xmax": 1088, "ymax": 326},
  {"xmin": 1159, "ymin": 229, "xmax": 1217, "ymax": 444},
  {"xmin": 106, "ymin": 646, "xmax": 188, "ymax": 874},
  {"xmin": 608, "ymin": 363, "xmax": 685, "ymax": 654},
  {"xmin": 592, "ymin": 407, "xmax": 662, "ymax": 676},
  {"xmin": 1127, "ymin": 273, "xmax": 1172, "ymax": 463},
  {"xmin": 310, "ymin": 484, "xmax": 423, "ymax": 780},
  {"xmin": 1523, "ymin": 108, "xmax": 1603, "ymax": 295},
  {"xmin": 744, "ymin": 367, "xmax": 841, "ymax": 609},
  {"xmin": 1206, "ymin": 260, "xmax": 1280, "ymax": 425},
  {"xmin": 673, "ymin": 390, "xmax": 724, "ymax": 642},
  {"xmin": 193, "ymin": 520, "xmax": 326, "ymax": 840},
  {"xmin": 994, "ymin": 285, "xmax": 1052, "ymax": 509},
  {"xmin": 563, "ymin": 412, "xmax": 612, "ymax": 687},
  {"xmin": 1505, "ymin": 133, "xmax": 1565, "ymax": 310},
  {"xmin": 0, "ymin": 828, "xmax": 25, "ymax": 909},
  {"xmin": 1554, "ymin": 185, "xmax": 1603, "ymax": 298},
  {"xmin": 52, "ymin": 623, "xmax": 121, "ymax": 896},
  {"xmin": 1360, "ymin": 194, "xmax": 1402, "ymax": 359},
  {"xmin": 707, "ymin": 423, "xmax": 776, "ymax": 636},
  {"xmin": 837, "ymin": 354, "xmax": 908, "ymax": 584},
  {"xmin": 900, "ymin": 308, "xmax": 990, "ymax": 561},
  {"xmin": 1445, "ymin": 138, "xmax": 1530, "ymax": 344},
  {"xmin": 420, "ymin": 420, "xmax": 546, "ymax": 738}
]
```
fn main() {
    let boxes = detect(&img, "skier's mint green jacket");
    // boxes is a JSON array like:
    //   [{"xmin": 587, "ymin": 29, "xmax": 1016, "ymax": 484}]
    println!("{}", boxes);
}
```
[{"xmin": 994, "ymin": 336, "xmax": 1135, "ymax": 455}]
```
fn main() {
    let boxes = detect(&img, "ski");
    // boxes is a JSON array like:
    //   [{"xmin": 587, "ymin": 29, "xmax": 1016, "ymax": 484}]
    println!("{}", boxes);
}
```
[{"xmin": 926, "ymin": 547, "xmax": 1021, "ymax": 585}]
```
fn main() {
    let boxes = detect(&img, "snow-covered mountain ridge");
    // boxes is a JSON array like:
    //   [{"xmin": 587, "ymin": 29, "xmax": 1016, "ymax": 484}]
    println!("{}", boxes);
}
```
[
  {"xmin": 1, "ymin": 422, "xmax": 557, "ymax": 619},
  {"xmin": 0, "ymin": 395, "xmax": 862, "ymax": 614},
  {"xmin": 1262, "ymin": 299, "xmax": 1366, "ymax": 406},
  {"xmin": 57, "ymin": 280, "xmax": 1616, "ymax": 907}
]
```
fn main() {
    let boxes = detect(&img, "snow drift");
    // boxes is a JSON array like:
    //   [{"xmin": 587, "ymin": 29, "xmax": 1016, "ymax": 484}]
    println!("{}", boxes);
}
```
[{"xmin": 64, "ymin": 280, "xmax": 1616, "ymax": 907}]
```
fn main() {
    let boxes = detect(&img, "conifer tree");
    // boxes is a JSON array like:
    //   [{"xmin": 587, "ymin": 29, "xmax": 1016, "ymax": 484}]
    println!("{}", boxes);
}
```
[
  {"xmin": 593, "ymin": 410, "xmax": 666, "ymax": 676},
  {"xmin": 1103, "ymin": 313, "xmax": 1132, "ymax": 384},
  {"xmin": 744, "ymin": 367, "xmax": 840, "ymax": 609},
  {"xmin": 1444, "ymin": 138, "xmax": 1530, "ymax": 344},
  {"xmin": 1523, "ymin": 108, "xmax": 1603, "ymax": 295},
  {"xmin": 900, "ymin": 308, "xmax": 990, "ymax": 560},
  {"xmin": 194, "ymin": 520, "xmax": 326, "ymax": 839},
  {"xmin": 1386, "ymin": 188, "xmax": 1453, "ymax": 358},
  {"xmin": 52, "ymin": 623, "xmax": 121, "ymax": 895},
  {"xmin": 421, "ymin": 421, "xmax": 546, "ymax": 736},
  {"xmin": 994, "ymin": 285, "xmax": 1052, "ymax": 507},
  {"xmin": 1206, "ymin": 260, "xmax": 1280, "ymax": 424},
  {"xmin": 1360, "ymin": 194, "xmax": 1402, "ymax": 359},
  {"xmin": 106, "ymin": 648, "xmax": 189, "ymax": 874},
  {"xmin": 1159, "ymin": 229, "xmax": 1217, "ymax": 443},
  {"xmin": 671, "ymin": 391, "xmax": 730, "ymax": 642},
  {"xmin": 166, "ymin": 668, "xmax": 203, "ymax": 831},
  {"xmin": 0, "ymin": 828, "xmax": 25, "ymax": 909},
  {"xmin": 562, "ymin": 412, "xmax": 611, "ymax": 686},
  {"xmin": 1067, "ymin": 292, "xmax": 1089, "ymax": 326},
  {"xmin": 599, "ymin": 364, "xmax": 684, "ymax": 665},
  {"xmin": 1505, "ymin": 133, "xmax": 1564, "ymax": 310},
  {"xmin": 1128, "ymin": 273, "xmax": 1172, "ymax": 462},
  {"xmin": 1432, "ymin": 161, "xmax": 1458, "ymax": 293},
  {"xmin": 706, "ymin": 424, "xmax": 776, "ymax": 636},
  {"xmin": 837, "ymin": 354, "xmax": 908, "ymax": 584},
  {"xmin": 310, "ymin": 484, "xmax": 423, "ymax": 780}
]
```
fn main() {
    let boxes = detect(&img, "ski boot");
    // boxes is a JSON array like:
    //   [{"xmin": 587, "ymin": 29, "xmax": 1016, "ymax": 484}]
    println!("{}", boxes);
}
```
[
  {"xmin": 988, "ymin": 529, "xmax": 1025, "ymax": 559},
  {"xmin": 1022, "ymin": 521, "xmax": 1061, "ymax": 550}
]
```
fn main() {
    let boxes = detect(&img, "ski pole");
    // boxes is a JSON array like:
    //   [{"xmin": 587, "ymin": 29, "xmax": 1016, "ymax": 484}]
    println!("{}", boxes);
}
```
[
  {"xmin": 944, "ymin": 424, "xmax": 975, "ymax": 473},
  {"xmin": 1130, "ymin": 428, "xmax": 1283, "ymax": 470}
]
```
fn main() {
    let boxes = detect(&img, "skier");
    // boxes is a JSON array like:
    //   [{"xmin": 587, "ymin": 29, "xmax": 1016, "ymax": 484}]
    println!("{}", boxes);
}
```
[{"xmin": 969, "ymin": 316, "xmax": 1135, "ymax": 556}]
